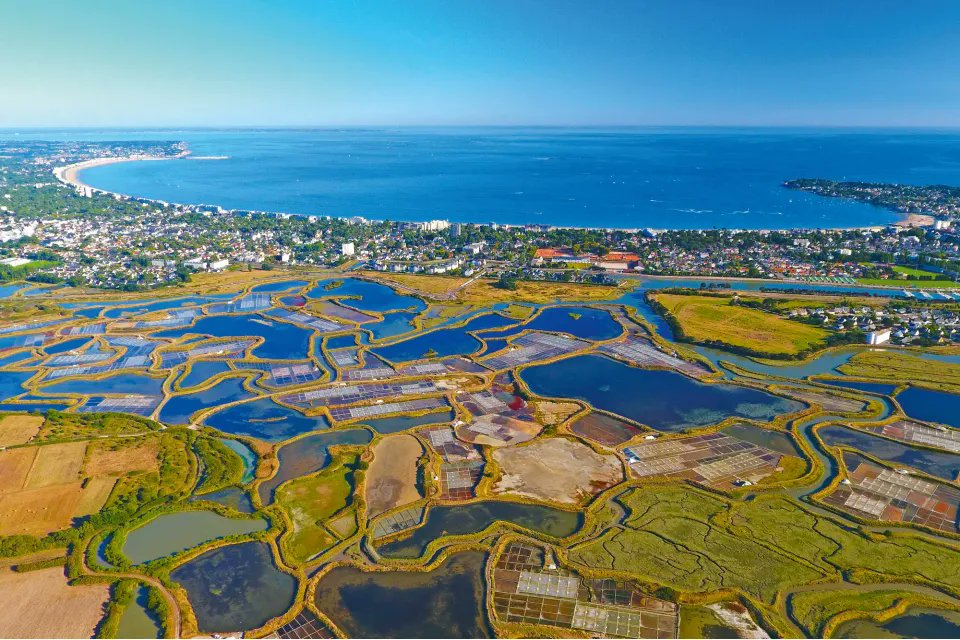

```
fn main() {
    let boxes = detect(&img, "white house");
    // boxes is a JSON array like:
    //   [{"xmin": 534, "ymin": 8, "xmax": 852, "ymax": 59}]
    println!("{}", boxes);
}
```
[{"xmin": 866, "ymin": 329, "xmax": 891, "ymax": 345}]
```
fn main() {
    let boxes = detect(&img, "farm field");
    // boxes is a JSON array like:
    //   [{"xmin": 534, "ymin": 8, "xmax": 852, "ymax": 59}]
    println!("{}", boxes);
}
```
[
  {"xmin": 0, "ymin": 567, "xmax": 110, "ymax": 638},
  {"xmin": 0, "ymin": 271, "xmax": 958, "ymax": 639},
  {"xmin": 0, "ymin": 414, "xmax": 43, "ymax": 446}
]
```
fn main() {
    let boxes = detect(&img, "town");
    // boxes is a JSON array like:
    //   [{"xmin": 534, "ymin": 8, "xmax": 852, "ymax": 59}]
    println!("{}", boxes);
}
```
[{"xmin": 4, "ymin": 141, "xmax": 960, "ymax": 350}]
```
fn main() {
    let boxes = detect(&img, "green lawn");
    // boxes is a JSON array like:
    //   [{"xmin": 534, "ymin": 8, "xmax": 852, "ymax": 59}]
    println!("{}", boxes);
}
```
[
  {"xmin": 856, "ymin": 264, "xmax": 957, "ymax": 288},
  {"xmin": 892, "ymin": 265, "xmax": 943, "ymax": 278},
  {"xmin": 654, "ymin": 293, "xmax": 830, "ymax": 356},
  {"xmin": 856, "ymin": 277, "xmax": 960, "ymax": 289}
]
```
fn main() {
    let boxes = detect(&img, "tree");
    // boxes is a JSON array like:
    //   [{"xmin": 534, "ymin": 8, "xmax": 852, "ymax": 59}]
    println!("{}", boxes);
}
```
[{"xmin": 495, "ymin": 274, "xmax": 518, "ymax": 291}]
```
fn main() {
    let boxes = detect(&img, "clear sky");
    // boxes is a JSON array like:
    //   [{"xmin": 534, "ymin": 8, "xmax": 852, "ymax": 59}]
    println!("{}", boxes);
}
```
[{"xmin": 3, "ymin": 0, "xmax": 958, "ymax": 127}]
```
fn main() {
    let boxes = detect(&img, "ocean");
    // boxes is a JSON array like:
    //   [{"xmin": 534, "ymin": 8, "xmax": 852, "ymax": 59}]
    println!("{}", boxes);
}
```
[{"xmin": 15, "ymin": 127, "xmax": 960, "ymax": 229}]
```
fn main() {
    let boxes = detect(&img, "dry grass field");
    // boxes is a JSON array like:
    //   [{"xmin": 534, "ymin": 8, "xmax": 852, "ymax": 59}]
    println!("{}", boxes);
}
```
[
  {"xmin": 653, "ymin": 293, "xmax": 830, "ymax": 356},
  {"xmin": 0, "ymin": 566, "xmax": 109, "ymax": 638},
  {"xmin": 0, "ymin": 482, "xmax": 84, "ymax": 535},
  {"xmin": 24, "ymin": 441, "xmax": 86, "ymax": 488},
  {"xmin": 0, "ymin": 447, "xmax": 39, "ymax": 493},
  {"xmin": 457, "ymin": 278, "xmax": 624, "ymax": 305},
  {"xmin": 493, "ymin": 437, "xmax": 623, "ymax": 504},
  {"xmin": 0, "ymin": 439, "xmax": 127, "ymax": 534},
  {"xmin": 367, "ymin": 272, "xmax": 470, "ymax": 295},
  {"xmin": 533, "ymin": 400, "xmax": 581, "ymax": 425},
  {"xmin": 74, "ymin": 477, "xmax": 118, "ymax": 516},
  {"xmin": 0, "ymin": 415, "xmax": 43, "ymax": 447},
  {"xmin": 84, "ymin": 439, "xmax": 159, "ymax": 476},
  {"xmin": 365, "ymin": 434, "xmax": 423, "ymax": 516}
]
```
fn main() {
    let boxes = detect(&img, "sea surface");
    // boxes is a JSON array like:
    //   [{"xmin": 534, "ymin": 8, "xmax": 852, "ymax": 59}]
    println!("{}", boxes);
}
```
[{"xmin": 9, "ymin": 127, "xmax": 960, "ymax": 229}]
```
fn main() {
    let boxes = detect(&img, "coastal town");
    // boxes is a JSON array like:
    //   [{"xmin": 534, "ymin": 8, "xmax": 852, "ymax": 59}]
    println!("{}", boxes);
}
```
[{"xmin": 3, "ymin": 140, "xmax": 960, "ymax": 351}]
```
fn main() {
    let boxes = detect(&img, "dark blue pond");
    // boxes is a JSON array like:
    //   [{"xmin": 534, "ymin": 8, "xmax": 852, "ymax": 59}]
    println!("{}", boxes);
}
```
[
  {"xmin": 0, "ymin": 334, "xmax": 45, "ymax": 351},
  {"xmin": 481, "ymin": 306, "xmax": 621, "ymax": 341},
  {"xmin": 204, "ymin": 397, "xmax": 329, "ymax": 442},
  {"xmin": 170, "ymin": 541, "xmax": 296, "ymax": 633},
  {"xmin": 481, "ymin": 338, "xmax": 509, "ymax": 354},
  {"xmin": 257, "ymin": 429, "xmax": 372, "ymax": 503},
  {"xmin": 325, "ymin": 333, "xmax": 358, "ymax": 349},
  {"xmin": 154, "ymin": 313, "xmax": 313, "ymax": 360},
  {"xmin": 40, "ymin": 372, "xmax": 165, "ymax": 396},
  {"xmin": 101, "ymin": 296, "xmax": 209, "ymax": 319},
  {"xmin": 0, "ymin": 284, "xmax": 28, "ymax": 299},
  {"xmin": 314, "ymin": 551, "xmax": 490, "ymax": 639},
  {"xmin": 361, "ymin": 409, "xmax": 455, "ymax": 434},
  {"xmin": 180, "ymin": 361, "xmax": 232, "ymax": 388},
  {"xmin": 377, "ymin": 502, "xmax": 582, "ymax": 559},
  {"xmin": 308, "ymin": 278, "xmax": 426, "ymax": 313},
  {"xmin": 45, "ymin": 337, "xmax": 92, "ymax": 354},
  {"xmin": 521, "ymin": 354, "xmax": 803, "ymax": 432},
  {"xmin": 0, "ymin": 351, "xmax": 33, "ymax": 367},
  {"xmin": 374, "ymin": 313, "xmax": 515, "ymax": 363},
  {"xmin": 251, "ymin": 279, "xmax": 309, "ymax": 293},
  {"xmin": 159, "ymin": 378, "xmax": 255, "ymax": 425},
  {"xmin": 0, "ymin": 402, "xmax": 72, "ymax": 413},
  {"xmin": 365, "ymin": 311, "xmax": 419, "ymax": 340},
  {"xmin": 896, "ymin": 387, "xmax": 960, "ymax": 429},
  {"xmin": 818, "ymin": 425, "xmax": 960, "ymax": 481},
  {"xmin": 73, "ymin": 306, "xmax": 106, "ymax": 319}
]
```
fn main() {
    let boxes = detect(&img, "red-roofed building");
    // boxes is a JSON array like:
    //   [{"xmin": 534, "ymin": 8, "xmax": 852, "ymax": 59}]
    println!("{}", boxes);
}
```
[
  {"xmin": 604, "ymin": 251, "xmax": 641, "ymax": 262},
  {"xmin": 534, "ymin": 247, "xmax": 575, "ymax": 260}
]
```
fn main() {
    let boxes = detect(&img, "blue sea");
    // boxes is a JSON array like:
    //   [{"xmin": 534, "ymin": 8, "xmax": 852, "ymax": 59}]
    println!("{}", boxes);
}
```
[{"xmin": 9, "ymin": 127, "xmax": 960, "ymax": 229}]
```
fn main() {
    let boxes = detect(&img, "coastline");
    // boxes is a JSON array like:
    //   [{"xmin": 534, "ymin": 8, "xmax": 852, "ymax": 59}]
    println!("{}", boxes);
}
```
[
  {"xmin": 53, "ymin": 154, "xmax": 915, "ymax": 233},
  {"xmin": 53, "ymin": 151, "xmax": 191, "ymax": 195}
]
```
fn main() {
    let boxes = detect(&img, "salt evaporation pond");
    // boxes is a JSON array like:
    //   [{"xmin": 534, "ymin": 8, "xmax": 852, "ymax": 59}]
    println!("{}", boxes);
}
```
[{"xmin": 521, "ymin": 354, "xmax": 802, "ymax": 432}]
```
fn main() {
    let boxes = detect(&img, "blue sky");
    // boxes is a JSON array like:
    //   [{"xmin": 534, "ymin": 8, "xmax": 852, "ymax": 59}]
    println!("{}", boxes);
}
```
[{"xmin": 3, "ymin": 0, "xmax": 958, "ymax": 127}]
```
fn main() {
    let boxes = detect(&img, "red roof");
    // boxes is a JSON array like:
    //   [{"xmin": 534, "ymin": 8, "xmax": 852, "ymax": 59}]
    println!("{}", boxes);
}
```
[
  {"xmin": 603, "ymin": 251, "xmax": 640, "ymax": 262},
  {"xmin": 534, "ymin": 248, "xmax": 574, "ymax": 259}
]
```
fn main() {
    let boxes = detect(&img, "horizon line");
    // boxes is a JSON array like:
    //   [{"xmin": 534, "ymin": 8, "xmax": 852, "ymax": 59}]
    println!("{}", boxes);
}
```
[{"xmin": 4, "ymin": 123, "xmax": 960, "ymax": 132}]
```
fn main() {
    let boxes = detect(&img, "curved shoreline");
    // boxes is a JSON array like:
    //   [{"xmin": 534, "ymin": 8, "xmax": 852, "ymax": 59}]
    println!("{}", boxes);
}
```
[
  {"xmin": 53, "ymin": 152, "xmax": 191, "ymax": 195},
  {"xmin": 54, "ymin": 154, "xmax": 915, "ymax": 233}
]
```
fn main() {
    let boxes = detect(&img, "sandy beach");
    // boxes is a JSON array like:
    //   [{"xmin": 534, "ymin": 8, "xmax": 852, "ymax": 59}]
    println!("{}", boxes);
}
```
[
  {"xmin": 893, "ymin": 212, "xmax": 936, "ymax": 228},
  {"xmin": 53, "ymin": 151, "xmax": 189, "ymax": 193}
]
